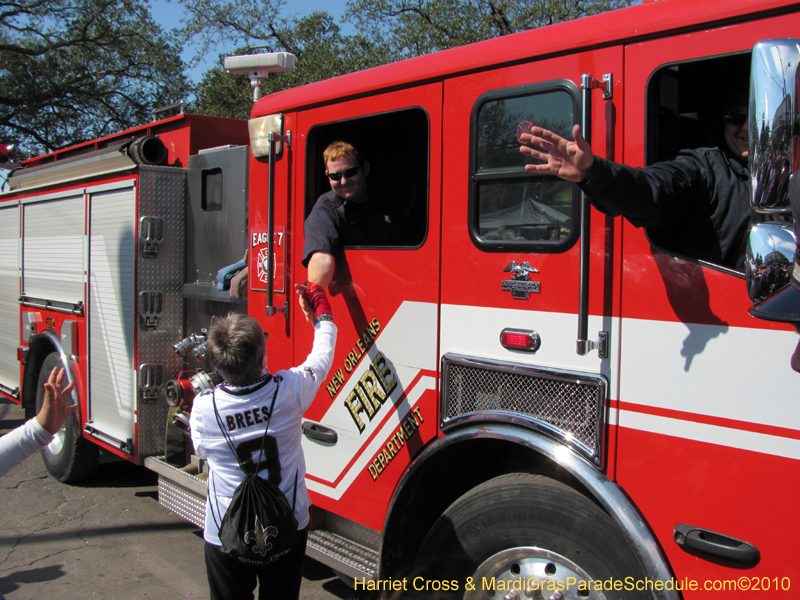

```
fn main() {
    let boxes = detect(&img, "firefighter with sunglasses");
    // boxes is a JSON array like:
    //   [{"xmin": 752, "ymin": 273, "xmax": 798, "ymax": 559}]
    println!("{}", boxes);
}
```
[{"xmin": 300, "ymin": 141, "xmax": 411, "ymax": 320}]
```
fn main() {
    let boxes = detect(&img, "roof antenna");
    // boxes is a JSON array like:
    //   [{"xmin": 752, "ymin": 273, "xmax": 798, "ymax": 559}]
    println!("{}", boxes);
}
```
[{"xmin": 223, "ymin": 49, "xmax": 296, "ymax": 102}]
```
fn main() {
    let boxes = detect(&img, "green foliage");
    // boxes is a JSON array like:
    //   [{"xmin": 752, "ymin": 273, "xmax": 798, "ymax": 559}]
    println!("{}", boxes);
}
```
[
  {"xmin": 345, "ymin": 0, "xmax": 637, "ymax": 60},
  {"xmin": 2, "ymin": 0, "xmax": 635, "ymax": 142},
  {"xmin": 0, "ymin": 0, "xmax": 191, "ymax": 154}
]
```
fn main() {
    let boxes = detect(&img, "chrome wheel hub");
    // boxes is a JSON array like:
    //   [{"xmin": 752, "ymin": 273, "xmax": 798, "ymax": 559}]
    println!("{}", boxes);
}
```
[{"xmin": 464, "ymin": 547, "xmax": 606, "ymax": 600}]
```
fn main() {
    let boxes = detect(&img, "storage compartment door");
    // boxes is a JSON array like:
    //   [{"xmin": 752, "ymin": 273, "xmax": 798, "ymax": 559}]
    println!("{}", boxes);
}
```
[
  {"xmin": 22, "ymin": 191, "xmax": 85, "ymax": 306},
  {"xmin": 0, "ymin": 203, "xmax": 19, "ymax": 391},
  {"xmin": 87, "ymin": 181, "xmax": 136, "ymax": 450}
]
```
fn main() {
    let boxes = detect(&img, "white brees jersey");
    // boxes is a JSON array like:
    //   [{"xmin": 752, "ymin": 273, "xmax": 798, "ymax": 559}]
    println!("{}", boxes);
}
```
[{"xmin": 190, "ymin": 321, "xmax": 337, "ymax": 545}]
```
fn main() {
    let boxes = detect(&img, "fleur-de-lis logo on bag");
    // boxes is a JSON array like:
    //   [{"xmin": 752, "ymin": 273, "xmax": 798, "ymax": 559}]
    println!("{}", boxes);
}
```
[{"xmin": 244, "ymin": 516, "xmax": 279, "ymax": 556}]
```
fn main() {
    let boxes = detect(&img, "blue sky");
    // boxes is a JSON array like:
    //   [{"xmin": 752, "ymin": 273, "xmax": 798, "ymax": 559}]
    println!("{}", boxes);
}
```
[{"xmin": 148, "ymin": 0, "xmax": 352, "ymax": 82}]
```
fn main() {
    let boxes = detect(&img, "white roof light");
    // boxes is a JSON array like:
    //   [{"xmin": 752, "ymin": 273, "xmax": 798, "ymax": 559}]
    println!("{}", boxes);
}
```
[{"xmin": 223, "ymin": 52, "xmax": 297, "ymax": 102}]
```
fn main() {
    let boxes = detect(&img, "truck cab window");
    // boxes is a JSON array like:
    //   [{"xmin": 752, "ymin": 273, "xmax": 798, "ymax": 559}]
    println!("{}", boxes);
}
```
[
  {"xmin": 647, "ymin": 53, "xmax": 750, "ymax": 163},
  {"xmin": 645, "ymin": 52, "xmax": 752, "ymax": 270},
  {"xmin": 470, "ymin": 82, "xmax": 580, "ymax": 252},
  {"xmin": 305, "ymin": 108, "xmax": 429, "ymax": 249}
]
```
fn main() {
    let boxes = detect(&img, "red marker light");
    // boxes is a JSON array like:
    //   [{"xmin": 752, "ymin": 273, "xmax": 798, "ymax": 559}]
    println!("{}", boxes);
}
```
[{"xmin": 500, "ymin": 329, "xmax": 541, "ymax": 352}]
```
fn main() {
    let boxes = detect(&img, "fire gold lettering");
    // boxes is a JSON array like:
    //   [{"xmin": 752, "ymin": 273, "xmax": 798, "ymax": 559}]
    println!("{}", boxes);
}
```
[
  {"xmin": 372, "ymin": 352, "xmax": 397, "ymax": 398},
  {"xmin": 325, "ymin": 318, "xmax": 382, "ymax": 399},
  {"xmin": 367, "ymin": 408, "xmax": 425, "ymax": 481},
  {"xmin": 344, "ymin": 389, "xmax": 366, "ymax": 433},
  {"xmin": 344, "ymin": 351, "xmax": 397, "ymax": 434},
  {"xmin": 326, "ymin": 369, "xmax": 345, "ymax": 398}
]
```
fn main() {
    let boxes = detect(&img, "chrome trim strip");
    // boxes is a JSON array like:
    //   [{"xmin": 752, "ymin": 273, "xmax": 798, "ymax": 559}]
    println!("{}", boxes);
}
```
[
  {"xmin": 20, "ymin": 296, "xmax": 84, "ymax": 316},
  {"xmin": 145, "ymin": 456, "xmax": 208, "ymax": 497},
  {"xmin": 83, "ymin": 425, "xmax": 133, "ymax": 453},
  {"xmin": 443, "ymin": 411, "xmax": 596, "ymax": 461},
  {"xmin": 0, "ymin": 383, "xmax": 19, "ymax": 399}
]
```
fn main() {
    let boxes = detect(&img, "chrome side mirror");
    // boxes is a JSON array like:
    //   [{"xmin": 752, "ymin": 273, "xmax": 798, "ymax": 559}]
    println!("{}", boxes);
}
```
[
  {"xmin": 749, "ymin": 39, "xmax": 800, "ymax": 213},
  {"xmin": 746, "ymin": 222, "xmax": 796, "ymax": 303}
]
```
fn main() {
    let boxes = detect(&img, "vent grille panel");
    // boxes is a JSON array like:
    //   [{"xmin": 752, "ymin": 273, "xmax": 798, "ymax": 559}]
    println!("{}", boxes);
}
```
[{"xmin": 442, "ymin": 356, "xmax": 605, "ymax": 464}]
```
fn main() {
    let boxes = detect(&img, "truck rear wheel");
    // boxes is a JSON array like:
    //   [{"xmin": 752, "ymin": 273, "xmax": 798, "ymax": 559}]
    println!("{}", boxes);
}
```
[
  {"xmin": 414, "ymin": 473, "xmax": 650, "ymax": 600},
  {"xmin": 36, "ymin": 353, "xmax": 98, "ymax": 483}
]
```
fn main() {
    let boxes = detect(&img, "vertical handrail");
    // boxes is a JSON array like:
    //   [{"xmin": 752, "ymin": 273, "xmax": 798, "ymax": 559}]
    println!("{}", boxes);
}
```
[
  {"xmin": 577, "ymin": 74, "xmax": 593, "ymax": 356},
  {"xmin": 265, "ymin": 130, "xmax": 290, "ymax": 318},
  {"xmin": 265, "ymin": 131, "xmax": 278, "ymax": 316}
]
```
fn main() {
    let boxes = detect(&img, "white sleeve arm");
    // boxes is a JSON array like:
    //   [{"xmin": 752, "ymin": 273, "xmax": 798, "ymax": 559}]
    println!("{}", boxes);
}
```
[
  {"xmin": 0, "ymin": 418, "xmax": 54, "ymax": 478},
  {"xmin": 189, "ymin": 403, "xmax": 207, "ymax": 459},
  {"xmin": 293, "ymin": 321, "xmax": 337, "ymax": 411}
]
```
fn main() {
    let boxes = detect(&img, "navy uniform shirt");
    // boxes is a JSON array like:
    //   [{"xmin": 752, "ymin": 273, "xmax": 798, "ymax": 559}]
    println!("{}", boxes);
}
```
[{"xmin": 302, "ymin": 191, "xmax": 412, "ymax": 267}]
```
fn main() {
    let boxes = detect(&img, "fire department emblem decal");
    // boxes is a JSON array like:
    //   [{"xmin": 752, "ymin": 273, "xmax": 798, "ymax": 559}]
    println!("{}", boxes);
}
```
[
  {"xmin": 502, "ymin": 261, "xmax": 540, "ymax": 299},
  {"xmin": 256, "ymin": 248, "xmax": 271, "ymax": 284}
]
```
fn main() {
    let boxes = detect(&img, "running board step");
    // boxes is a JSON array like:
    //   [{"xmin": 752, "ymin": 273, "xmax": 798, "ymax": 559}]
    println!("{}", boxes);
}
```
[
  {"xmin": 145, "ymin": 456, "xmax": 207, "ymax": 529},
  {"xmin": 307, "ymin": 529, "xmax": 378, "ymax": 581}
]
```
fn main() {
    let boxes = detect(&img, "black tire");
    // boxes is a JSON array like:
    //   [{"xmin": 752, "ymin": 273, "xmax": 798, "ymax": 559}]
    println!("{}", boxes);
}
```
[
  {"xmin": 35, "ymin": 353, "xmax": 98, "ymax": 483},
  {"xmin": 413, "ymin": 473, "xmax": 650, "ymax": 600}
]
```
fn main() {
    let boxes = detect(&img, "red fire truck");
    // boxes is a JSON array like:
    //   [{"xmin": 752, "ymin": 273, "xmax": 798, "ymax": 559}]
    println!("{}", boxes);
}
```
[{"xmin": 1, "ymin": 0, "xmax": 799, "ymax": 597}]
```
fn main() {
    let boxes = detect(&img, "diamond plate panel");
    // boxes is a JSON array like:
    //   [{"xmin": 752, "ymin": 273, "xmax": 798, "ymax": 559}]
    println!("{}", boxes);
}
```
[
  {"xmin": 158, "ymin": 479, "xmax": 206, "ymax": 528},
  {"xmin": 442, "ymin": 355, "xmax": 606, "ymax": 464},
  {"xmin": 136, "ymin": 166, "xmax": 187, "ymax": 459}
]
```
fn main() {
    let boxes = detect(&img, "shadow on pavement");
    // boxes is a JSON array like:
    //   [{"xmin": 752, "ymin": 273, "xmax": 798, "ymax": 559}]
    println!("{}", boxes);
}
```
[
  {"xmin": 74, "ymin": 459, "xmax": 158, "ymax": 489},
  {"xmin": 0, "ymin": 521, "xmax": 199, "ymax": 547},
  {"xmin": 0, "ymin": 564, "xmax": 66, "ymax": 595}
]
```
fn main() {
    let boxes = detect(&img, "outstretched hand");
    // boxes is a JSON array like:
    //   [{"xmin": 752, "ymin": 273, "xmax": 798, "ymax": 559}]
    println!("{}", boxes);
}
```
[
  {"xmin": 36, "ymin": 367, "xmax": 78, "ymax": 435},
  {"xmin": 295, "ymin": 281, "xmax": 333, "ymax": 323},
  {"xmin": 295, "ymin": 283, "xmax": 314, "ymax": 322},
  {"xmin": 519, "ymin": 124, "xmax": 594, "ymax": 183}
]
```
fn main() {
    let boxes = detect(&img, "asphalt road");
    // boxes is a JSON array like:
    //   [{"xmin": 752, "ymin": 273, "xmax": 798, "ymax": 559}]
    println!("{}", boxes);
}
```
[{"xmin": 0, "ymin": 401, "xmax": 371, "ymax": 600}]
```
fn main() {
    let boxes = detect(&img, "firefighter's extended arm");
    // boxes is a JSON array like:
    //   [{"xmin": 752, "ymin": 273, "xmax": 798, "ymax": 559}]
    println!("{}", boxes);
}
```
[
  {"xmin": 308, "ymin": 252, "xmax": 335, "ymax": 288},
  {"xmin": 519, "ymin": 124, "xmax": 594, "ymax": 183},
  {"xmin": 295, "ymin": 281, "xmax": 333, "ymax": 324},
  {"xmin": 299, "ymin": 255, "xmax": 335, "ymax": 322}
]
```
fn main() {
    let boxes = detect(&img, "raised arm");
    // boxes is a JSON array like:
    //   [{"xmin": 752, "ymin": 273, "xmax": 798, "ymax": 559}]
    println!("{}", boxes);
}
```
[
  {"xmin": 519, "ymin": 124, "xmax": 594, "ymax": 183},
  {"xmin": 293, "ymin": 282, "xmax": 337, "ymax": 408},
  {"xmin": 0, "ymin": 368, "xmax": 77, "ymax": 477},
  {"xmin": 37, "ymin": 367, "xmax": 78, "ymax": 435},
  {"xmin": 299, "ymin": 252, "xmax": 336, "ymax": 322}
]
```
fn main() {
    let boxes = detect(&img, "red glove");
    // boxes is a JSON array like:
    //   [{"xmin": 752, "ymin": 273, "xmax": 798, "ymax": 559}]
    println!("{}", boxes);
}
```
[{"xmin": 303, "ymin": 282, "xmax": 332, "ymax": 319}]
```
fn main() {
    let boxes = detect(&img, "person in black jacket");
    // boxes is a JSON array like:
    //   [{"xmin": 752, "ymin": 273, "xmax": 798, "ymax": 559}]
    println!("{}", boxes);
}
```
[{"xmin": 519, "ymin": 95, "xmax": 757, "ymax": 271}]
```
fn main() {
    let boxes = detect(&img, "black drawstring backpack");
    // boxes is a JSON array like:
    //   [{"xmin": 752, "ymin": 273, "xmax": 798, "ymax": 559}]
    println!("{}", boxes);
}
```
[{"xmin": 209, "ymin": 377, "xmax": 299, "ymax": 566}]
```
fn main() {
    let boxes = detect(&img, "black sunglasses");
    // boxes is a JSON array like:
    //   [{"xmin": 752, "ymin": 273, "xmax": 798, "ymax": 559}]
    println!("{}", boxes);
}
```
[
  {"xmin": 724, "ymin": 113, "xmax": 747, "ymax": 126},
  {"xmin": 327, "ymin": 165, "xmax": 361, "ymax": 181}
]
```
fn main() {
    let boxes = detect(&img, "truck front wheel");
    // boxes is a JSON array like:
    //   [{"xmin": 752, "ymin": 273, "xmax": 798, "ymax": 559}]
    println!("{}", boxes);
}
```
[
  {"xmin": 35, "ymin": 353, "xmax": 98, "ymax": 483},
  {"xmin": 414, "ymin": 473, "xmax": 650, "ymax": 600}
]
